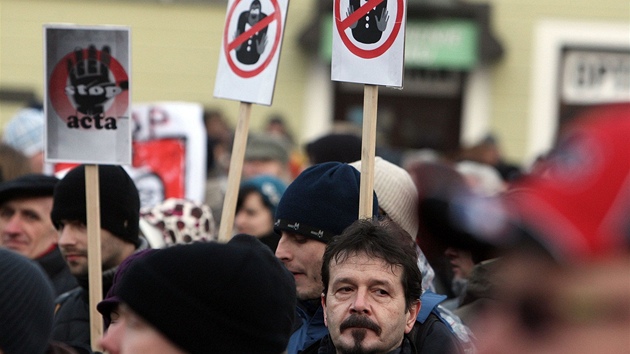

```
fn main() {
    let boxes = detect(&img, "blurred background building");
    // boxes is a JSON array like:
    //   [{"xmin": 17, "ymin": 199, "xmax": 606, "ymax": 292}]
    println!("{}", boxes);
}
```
[{"xmin": 1, "ymin": 0, "xmax": 628, "ymax": 166}]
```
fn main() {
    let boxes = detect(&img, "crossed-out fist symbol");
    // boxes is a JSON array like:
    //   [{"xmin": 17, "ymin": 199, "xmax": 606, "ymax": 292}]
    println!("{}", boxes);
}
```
[{"xmin": 65, "ymin": 45, "xmax": 128, "ymax": 116}]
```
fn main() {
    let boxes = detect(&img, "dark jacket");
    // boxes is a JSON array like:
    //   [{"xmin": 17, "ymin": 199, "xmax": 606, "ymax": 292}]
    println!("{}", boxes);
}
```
[
  {"xmin": 301, "ymin": 313, "xmax": 459, "ymax": 354},
  {"xmin": 408, "ymin": 313, "xmax": 462, "ymax": 354},
  {"xmin": 36, "ymin": 246, "xmax": 78, "ymax": 296},
  {"xmin": 52, "ymin": 239, "xmax": 148, "ymax": 353},
  {"xmin": 287, "ymin": 300, "xmax": 328, "ymax": 354},
  {"xmin": 52, "ymin": 266, "xmax": 117, "ymax": 354},
  {"xmin": 314, "ymin": 333, "xmax": 416, "ymax": 354}
]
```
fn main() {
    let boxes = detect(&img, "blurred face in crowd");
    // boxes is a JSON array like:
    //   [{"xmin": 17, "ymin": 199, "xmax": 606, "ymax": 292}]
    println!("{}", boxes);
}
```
[
  {"xmin": 322, "ymin": 253, "xmax": 419, "ymax": 354},
  {"xmin": 58, "ymin": 220, "xmax": 134, "ymax": 276},
  {"xmin": 99, "ymin": 307, "xmax": 124, "ymax": 354},
  {"xmin": 444, "ymin": 247, "xmax": 475, "ymax": 280},
  {"xmin": 276, "ymin": 231, "xmax": 326, "ymax": 300},
  {"xmin": 102, "ymin": 304, "xmax": 185, "ymax": 354},
  {"xmin": 235, "ymin": 192, "xmax": 274, "ymax": 237},
  {"xmin": 475, "ymin": 253, "xmax": 630, "ymax": 354},
  {"xmin": 0, "ymin": 197, "xmax": 57, "ymax": 259}
]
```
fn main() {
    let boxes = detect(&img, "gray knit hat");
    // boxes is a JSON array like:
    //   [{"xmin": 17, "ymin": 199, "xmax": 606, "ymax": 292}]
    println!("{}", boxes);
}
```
[{"xmin": 0, "ymin": 249, "xmax": 54, "ymax": 354}]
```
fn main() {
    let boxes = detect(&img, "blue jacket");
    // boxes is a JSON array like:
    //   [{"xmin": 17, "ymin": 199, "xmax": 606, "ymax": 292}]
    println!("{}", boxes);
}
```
[{"xmin": 286, "ymin": 301, "xmax": 328, "ymax": 354}]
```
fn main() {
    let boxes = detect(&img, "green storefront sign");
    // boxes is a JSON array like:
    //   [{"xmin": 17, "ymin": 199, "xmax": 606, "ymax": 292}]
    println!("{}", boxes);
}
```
[{"xmin": 321, "ymin": 16, "xmax": 478, "ymax": 70}]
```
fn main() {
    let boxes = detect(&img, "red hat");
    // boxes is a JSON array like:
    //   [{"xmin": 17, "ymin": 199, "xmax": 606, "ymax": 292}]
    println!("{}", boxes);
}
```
[{"xmin": 506, "ymin": 103, "xmax": 630, "ymax": 261}]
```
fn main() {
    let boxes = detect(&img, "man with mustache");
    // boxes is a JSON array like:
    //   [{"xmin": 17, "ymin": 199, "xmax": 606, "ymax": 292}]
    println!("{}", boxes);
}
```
[
  {"xmin": 275, "ymin": 162, "xmax": 459, "ymax": 354},
  {"xmin": 50, "ymin": 165, "xmax": 149, "ymax": 353},
  {"xmin": 275, "ymin": 162, "xmax": 379, "ymax": 354},
  {"xmin": 319, "ymin": 219, "xmax": 460, "ymax": 354}
]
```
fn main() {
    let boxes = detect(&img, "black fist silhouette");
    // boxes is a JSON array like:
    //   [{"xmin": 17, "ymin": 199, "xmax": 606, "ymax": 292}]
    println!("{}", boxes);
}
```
[{"xmin": 65, "ymin": 45, "xmax": 128, "ymax": 116}]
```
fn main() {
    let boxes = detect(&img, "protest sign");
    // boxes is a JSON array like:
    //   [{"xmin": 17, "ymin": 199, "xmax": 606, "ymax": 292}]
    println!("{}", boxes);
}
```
[
  {"xmin": 332, "ymin": 0, "xmax": 407, "ymax": 87},
  {"xmin": 45, "ymin": 25, "xmax": 131, "ymax": 164},
  {"xmin": 214, "ymin": 0, "xmax": 289, "ymax": 106}
]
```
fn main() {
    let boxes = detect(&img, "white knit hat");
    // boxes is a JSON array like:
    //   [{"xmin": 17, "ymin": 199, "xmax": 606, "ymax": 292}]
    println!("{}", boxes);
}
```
[
  {"xmin": 350, "ymin": 157, "xmax": 419, "ymax": 239},
  {"xmin": 2, "ymin": 108, "xmax": 44, "ymax": 157}
]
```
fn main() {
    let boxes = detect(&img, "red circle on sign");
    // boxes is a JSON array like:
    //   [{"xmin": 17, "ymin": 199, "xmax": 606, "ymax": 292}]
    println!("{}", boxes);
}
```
[
  {"xmin": 335, "ymin": 0, "xmax": 404, "ymax": 59},
  {"xmin": 49, "ymin": 48, "xmax": 129, "ymax": 121},
  {"xmin": 224, "ymin": 0, "xmax": 282, "ymax": 78}
]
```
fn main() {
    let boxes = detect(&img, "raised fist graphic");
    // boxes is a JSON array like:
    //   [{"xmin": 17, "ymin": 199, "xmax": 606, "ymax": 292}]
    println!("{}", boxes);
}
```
[{"xmin": 65, "ymin": 45, "xmax": 128, "ymax": 116}]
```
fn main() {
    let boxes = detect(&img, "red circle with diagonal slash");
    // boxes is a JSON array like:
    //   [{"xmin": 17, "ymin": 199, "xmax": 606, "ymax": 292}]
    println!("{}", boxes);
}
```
[
  {"xmin": 224, "ymin": 0, "xmax": 282, "ymax": 78},
  {"xmin": 49, "ymin": 48, "xmax": 129, "ymax": 122},
  {"xmin": 335, "ymin": 0, "xmax": 404, "ymax": 59}
]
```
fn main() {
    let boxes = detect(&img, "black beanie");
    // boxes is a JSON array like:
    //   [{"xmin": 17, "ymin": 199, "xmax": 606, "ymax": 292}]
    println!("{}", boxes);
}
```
[
  {"xmin": 51, "ymin": 165, "xmax": 140, "ymax": 246},
  {"xmin": 0, "ymin": 249, "xmax": 55, "ymax": 354},
  {"xmin": 0, "ymin": 173, "xmax": 59, "ymax": 204},
  {"xmin": 118, "ymin": 235, "xmax": 296, "ymax": 354},
  {"xmin": 274, "ymin": 162, "xmax": 378, "ymax": 243}
]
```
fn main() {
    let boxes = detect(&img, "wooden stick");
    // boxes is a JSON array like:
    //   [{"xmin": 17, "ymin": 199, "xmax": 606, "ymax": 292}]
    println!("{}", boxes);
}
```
[
  {"xmin": 218, "ymin": 102, "xmax": 252, "ymax": 242},
  {"xmin": 85, "ymin": 164, "xmax": 103, "ymax": 352},
  {"xmin": 359, "ymin": 84, "xmax": 378, "ymax": 219}
]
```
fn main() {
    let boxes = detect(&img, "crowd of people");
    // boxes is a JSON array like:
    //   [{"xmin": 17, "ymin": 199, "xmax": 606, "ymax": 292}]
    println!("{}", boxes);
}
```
[{"xmin": 1, "ymin": 103, "xmax": 629, "ymax": 354}]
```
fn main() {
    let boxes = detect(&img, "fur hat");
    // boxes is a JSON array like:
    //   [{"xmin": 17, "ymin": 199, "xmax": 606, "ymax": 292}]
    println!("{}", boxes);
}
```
[
  {"xmin": 118, "ymin": 235, "xmax": 296, "ymax": 354},
  {"xmin": 139, "ymin": 198, "xmax": 217, "ymax": 248},
  {"xmin": 0, "ymin": 249, "xmax": 54, "ymax": 354},
  {"xmin": 274, "ymin": 162, "xmax": 378, "ymax": 243},
  {"xmin": 0, "ymin": 174, "xmax": 59, "ymax": 205},
  {"xmin": 350, "ymin": 157, "xmax": 419, "ymax": 239},
  {"xmin": 51, "ymin": 165, "xmax": 140, "ymax": 246},
  {"xmin": 2, "ymin": 107, "xmax": 44, "ymax": 157}
]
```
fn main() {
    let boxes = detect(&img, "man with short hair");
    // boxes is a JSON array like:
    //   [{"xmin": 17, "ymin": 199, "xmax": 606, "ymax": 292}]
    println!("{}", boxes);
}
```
[
  {"xmin": 320, "ymin": 219, "xmax": 422, "ymax": 354},
  {"xmin": 50, "ymin": 164, "xmax": 148, "ymax": 353},
  {"xmin": 0, "ymin": 174, "xmax": 77, "ymax": 296}
]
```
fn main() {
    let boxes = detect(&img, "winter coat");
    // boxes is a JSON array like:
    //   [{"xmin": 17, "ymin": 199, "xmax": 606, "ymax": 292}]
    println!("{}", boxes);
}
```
[{"xmin": 51, "ymin": 239, "xmax": 148, "ymax": 354}]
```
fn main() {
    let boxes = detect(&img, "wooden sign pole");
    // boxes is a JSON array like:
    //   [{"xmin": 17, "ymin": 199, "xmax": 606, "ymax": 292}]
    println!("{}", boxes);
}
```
[
  {"xmin": 218, "ymin": 102, "xmax": 252, "ymax": 242},
  {"xmin": 85, "ymin": 164, "xmax": 103, "ymax": 352},
  {"xmin": 358, "ymin": 84, "xmax": 378, "ymax": 219}
]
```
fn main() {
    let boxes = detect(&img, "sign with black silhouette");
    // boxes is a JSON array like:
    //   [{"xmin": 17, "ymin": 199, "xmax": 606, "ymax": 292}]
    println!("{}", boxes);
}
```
[
  {"xmin": 45, "ymin": 25, "xmax": 131, "ymax": 164},
  {"xmin": 332, "ymin": 0, "xmax": 407, "ymax": 87},
  {"xmin": 214, "ymin": 0, "xmax": 289, "ymax": 106}
]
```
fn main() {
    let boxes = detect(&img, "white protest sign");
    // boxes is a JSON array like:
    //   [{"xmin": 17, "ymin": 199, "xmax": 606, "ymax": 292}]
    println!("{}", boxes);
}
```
[
  {"xmin": 130, "ymin": 102, "xmax": 207, "ymax": 208},
  {"xmin": 332, "ymin": 0, "xmax": 407, "ymax": 87},
  {"xmin": 214, "ymin": 0, "xmax": 289, "ymax": 106},
  {"xmin": 53, "ymin": 102, "xmax": 207, "ymax": 209},
  {"xmin": 45, "ymin": 24, "xmax": 131, "ymax": 165}
]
